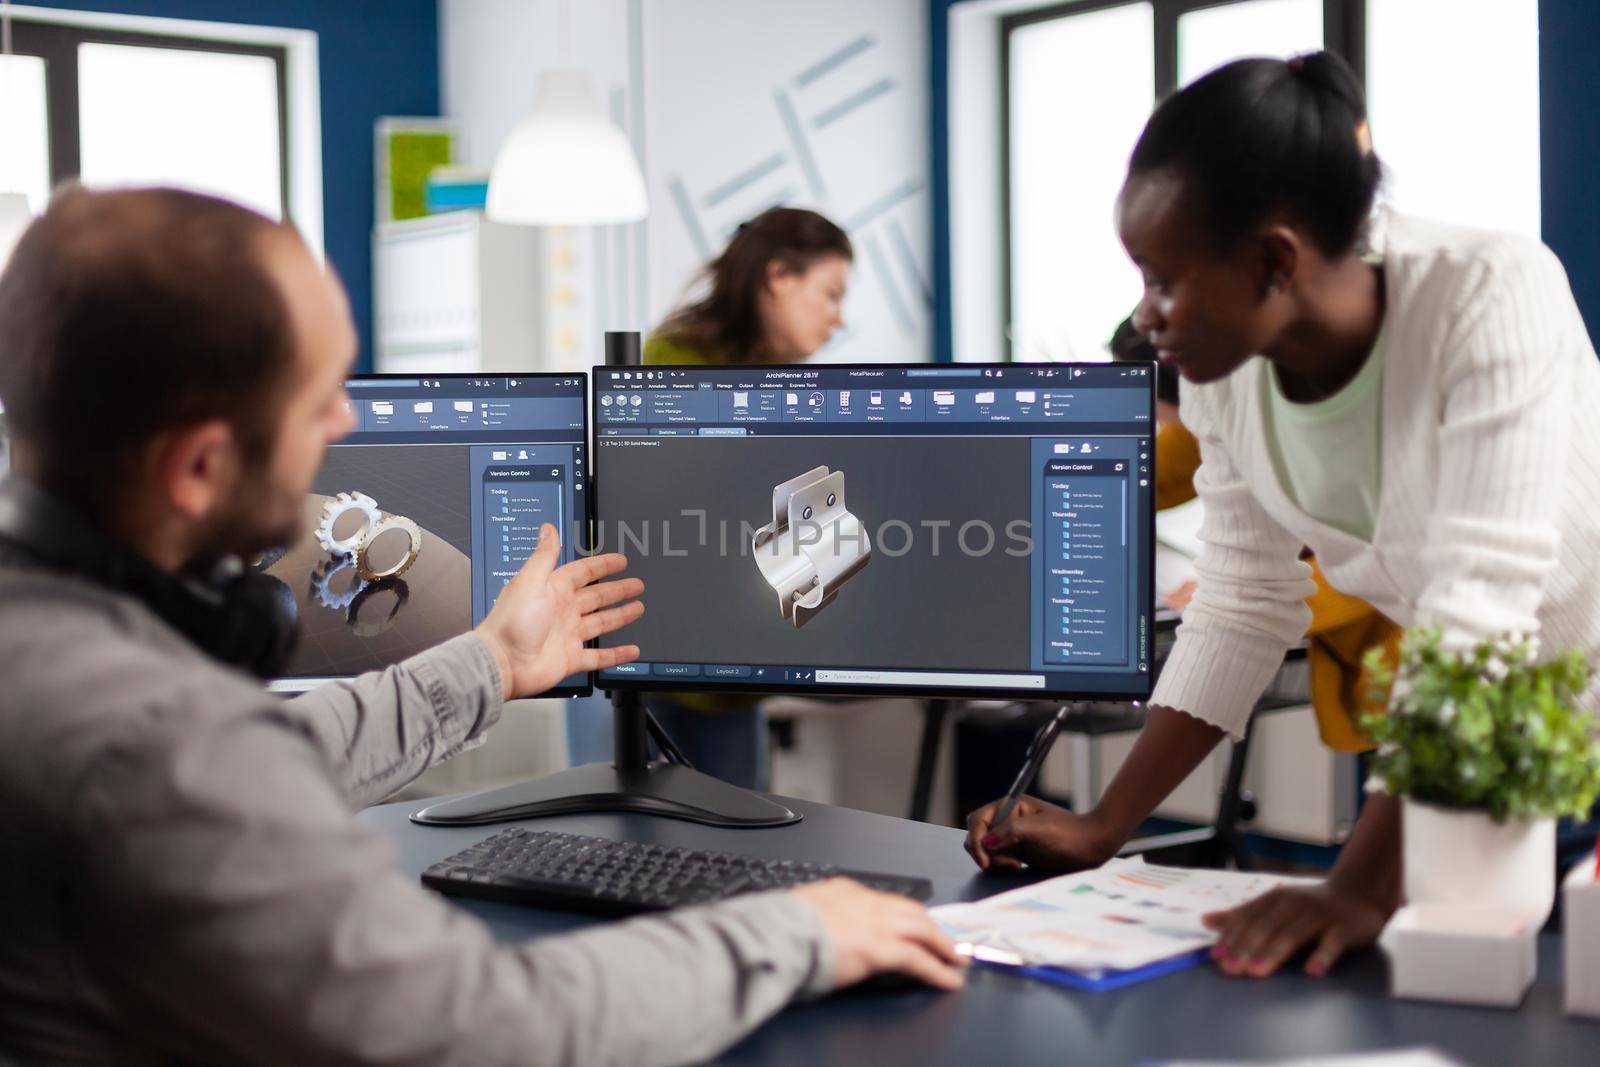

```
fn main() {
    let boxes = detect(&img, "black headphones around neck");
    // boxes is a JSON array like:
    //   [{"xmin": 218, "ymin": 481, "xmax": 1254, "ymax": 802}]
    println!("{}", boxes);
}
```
[{"xmin": 0, "ymin": 478, "xmax": 298, "ymax": 679}]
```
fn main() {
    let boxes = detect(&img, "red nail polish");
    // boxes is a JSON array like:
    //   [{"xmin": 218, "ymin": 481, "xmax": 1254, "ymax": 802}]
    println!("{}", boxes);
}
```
[{"xmin": 982, "ymin": 834, "xmax": 999, "ymax": 849}]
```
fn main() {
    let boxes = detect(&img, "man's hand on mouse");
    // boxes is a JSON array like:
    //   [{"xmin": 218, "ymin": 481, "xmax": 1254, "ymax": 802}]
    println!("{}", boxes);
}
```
[{"xmin": 792, "ymin": 879, "xmax": 967, "ymax": 992}]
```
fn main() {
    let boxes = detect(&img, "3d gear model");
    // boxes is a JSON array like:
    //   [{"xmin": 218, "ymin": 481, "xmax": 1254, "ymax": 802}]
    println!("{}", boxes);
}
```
[
  {"xmin": 316, "ymin": 492, "xmax": 382, "ymax": 555},
  {"xmin": 251, "ymin": 544, "xmax": 288, "ymax": 572},
  {"xmin": 751, "ymin": 465, "xmax": 870, "ymax": 628},
  {"xmin": 348, "ymin": 579, "xmax": 409, "ymax": 637},
  {"xmin": 354, "ymin": 514, "xmax": 423, "ymax": 582},
  {"xmin": 308, "ymin": 493, "xmax": 424, "ymax": 630},
  {"xmin": 310, "ymin": 553, "xmax": 367, "ymax": 611}
]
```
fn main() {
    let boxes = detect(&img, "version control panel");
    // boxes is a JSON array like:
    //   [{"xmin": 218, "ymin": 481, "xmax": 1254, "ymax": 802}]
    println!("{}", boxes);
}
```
[
  {"xmin": 468, "ymin": 443, "xmax": 583, "ymax": 623},
  {"xmin": 1029, "ymin": 436, "xmax": 1152, "ymax": 679}
]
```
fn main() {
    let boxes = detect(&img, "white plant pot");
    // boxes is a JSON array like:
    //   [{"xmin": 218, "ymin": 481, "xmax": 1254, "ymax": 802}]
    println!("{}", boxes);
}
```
[{"xmin": 1402, "ymin": 797, "xmax": 1556, "ymax": 926}]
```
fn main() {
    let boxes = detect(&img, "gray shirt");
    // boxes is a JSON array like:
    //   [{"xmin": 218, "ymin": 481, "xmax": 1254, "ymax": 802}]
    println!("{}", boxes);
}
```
[{"xmin": 0, "ymin": 559, "xmax": 832, "ymax": 1066}]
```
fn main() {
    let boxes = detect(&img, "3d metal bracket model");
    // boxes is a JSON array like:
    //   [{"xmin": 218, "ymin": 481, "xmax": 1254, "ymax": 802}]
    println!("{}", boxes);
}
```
[{"xmin": 751, "ymin": 466, "xmax": 870, "ymax": 628}]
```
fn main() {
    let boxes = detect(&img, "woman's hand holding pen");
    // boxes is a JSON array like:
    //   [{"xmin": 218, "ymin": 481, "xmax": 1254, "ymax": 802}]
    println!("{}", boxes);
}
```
[
  {"xmin": 964, "ymin": 797, "xmax": 1120, "ymax": 873},
  {"xmin": 965, "ymin": 706, "xmax": 1226, "ymax": 874}
]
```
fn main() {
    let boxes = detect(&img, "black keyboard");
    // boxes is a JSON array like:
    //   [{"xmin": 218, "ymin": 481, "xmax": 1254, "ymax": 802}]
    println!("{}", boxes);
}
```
[{"xmin": 422, "ymin": 828, "xmax": 934, "ymax": 916}]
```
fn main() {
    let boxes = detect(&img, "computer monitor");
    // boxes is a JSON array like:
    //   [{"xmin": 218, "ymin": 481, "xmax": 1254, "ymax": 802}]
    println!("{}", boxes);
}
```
[
  {"xmin": 591, "ymin": 362, "xmax": 1155, "ymax": 701},
  {"xmin": 266, "ymin": 372, "xmax": 590, "ymax": 696}
]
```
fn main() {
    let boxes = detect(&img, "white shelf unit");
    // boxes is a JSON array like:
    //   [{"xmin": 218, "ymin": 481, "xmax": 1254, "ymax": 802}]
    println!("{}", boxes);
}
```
[{"xmin": 373, "ymin": 212, "xmax": 543, "ymax": 376}]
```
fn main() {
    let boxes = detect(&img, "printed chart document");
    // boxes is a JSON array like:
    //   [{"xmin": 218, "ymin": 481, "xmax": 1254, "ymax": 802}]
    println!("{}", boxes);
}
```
[{"xmin": 932, "ymin": 858, "xmax": 1315, "ymax": 976}]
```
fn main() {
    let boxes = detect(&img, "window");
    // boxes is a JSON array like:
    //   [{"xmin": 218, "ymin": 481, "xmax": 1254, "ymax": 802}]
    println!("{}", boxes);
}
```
[
  {"xmin": 0, "ymin": 53, "xmax": 51, "ymax": 213},
  {"xmin": 4, "ymin": 14, "xmax": 292, "ymax": 223},
  {"xmin": 78, "ymin": 43, "xmax": 284, "ymax": 219},
  {"xmin": 1177, "ymin": 0, "xmax": 1324, "ymax": 86},
  {"xmin": 1007, "ymin": 4, "xmax": 1154, "ymax": 362},
  {"xmin": 1367, "ymin": 0, "xmax": 1540, "ymax": 239},
  {"xmin": 1004, "ymin": 0, "xmax": 1353, "ymax": 363},
  {"xmin": 1000, "ymin": 0, "xmax": 1543, "ymax": 361}
]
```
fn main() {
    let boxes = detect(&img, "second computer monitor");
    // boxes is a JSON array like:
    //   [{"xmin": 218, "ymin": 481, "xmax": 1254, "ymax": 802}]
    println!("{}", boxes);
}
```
[
  {"xmin": 267, "ymin": 373, "xmax": 590, "ymax": 695},
  {"xmin": 594, "ymin": 362, "xmax": 1155, "ymax": 701}
]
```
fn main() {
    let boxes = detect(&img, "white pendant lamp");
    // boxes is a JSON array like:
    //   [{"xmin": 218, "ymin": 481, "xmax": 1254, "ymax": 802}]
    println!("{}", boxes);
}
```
[{"xmin": 485, "ymin": 0, "xmax": 647, "ymax": 226}]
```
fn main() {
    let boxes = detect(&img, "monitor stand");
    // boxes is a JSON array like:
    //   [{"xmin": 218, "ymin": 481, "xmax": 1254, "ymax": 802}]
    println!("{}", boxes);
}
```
[{"xmin": 409, "ymin": 691, "xmax": 801, "ymax": 827}]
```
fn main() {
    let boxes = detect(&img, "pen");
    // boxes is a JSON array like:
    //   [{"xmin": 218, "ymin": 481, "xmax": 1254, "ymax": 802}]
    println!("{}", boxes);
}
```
[
  {"xmin": 989, "ymin": 704, "xmax": 1073, "ymax": 835},
  {"xmin": 955, "ymin": 941, "xmax": 1026, "ymax": 967}
]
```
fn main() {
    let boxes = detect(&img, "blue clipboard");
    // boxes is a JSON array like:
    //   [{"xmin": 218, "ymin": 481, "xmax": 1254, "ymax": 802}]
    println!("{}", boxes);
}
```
[{"xmin": 973, "ymin": 946, "xmax": 1208, "ymax": 992}]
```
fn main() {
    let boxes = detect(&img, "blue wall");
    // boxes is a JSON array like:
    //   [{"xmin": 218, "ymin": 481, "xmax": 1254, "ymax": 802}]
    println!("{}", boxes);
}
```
[
  {"xmin": 23, "ymin": 0, "xmax": 441, "ymax": 371},
  {"xmin": 930, "ymin": 0, "xmax": 1600, "ymax": 358},
  {"xmin": 1539, "ymin": 0, "xmax": 1600, "ymax": 341}
]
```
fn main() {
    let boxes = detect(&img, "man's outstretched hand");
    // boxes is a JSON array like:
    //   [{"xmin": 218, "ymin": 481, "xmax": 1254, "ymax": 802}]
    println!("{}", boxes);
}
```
[{"xmin": 475, "ymin": 523, "xmax": 643, "ymax": 699}]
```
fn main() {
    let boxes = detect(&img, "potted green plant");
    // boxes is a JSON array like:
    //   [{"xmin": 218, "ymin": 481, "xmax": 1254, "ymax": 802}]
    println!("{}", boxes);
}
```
[{"xmin": 1362, "ymin": 629, "xmax": 1600, "ymax": 925}]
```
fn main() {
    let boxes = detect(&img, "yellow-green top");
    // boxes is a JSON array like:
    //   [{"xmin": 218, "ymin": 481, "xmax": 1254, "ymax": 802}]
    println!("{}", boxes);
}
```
[{"xmin": 642, "ymin": 335, "xmax": 722, "ymax": 366}]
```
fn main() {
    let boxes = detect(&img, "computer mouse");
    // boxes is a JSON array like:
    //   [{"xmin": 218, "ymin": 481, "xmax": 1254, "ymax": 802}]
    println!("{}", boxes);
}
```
[{"xmin": 848, "ymin": 971, "xmax": 923, "ymax": 994}]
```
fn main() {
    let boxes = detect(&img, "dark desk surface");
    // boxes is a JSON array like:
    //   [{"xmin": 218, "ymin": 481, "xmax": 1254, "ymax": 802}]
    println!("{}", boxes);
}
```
[{"xmin": 361, "ymin": 793, "xmax": 1599, "ymax": 1067}]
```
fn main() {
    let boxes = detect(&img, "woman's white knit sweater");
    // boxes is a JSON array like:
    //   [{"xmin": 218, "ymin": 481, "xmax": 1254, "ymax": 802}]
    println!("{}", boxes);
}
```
[{"xmin": 1152, "ymin": 211, "xmax": 1600, "ymax": 737}]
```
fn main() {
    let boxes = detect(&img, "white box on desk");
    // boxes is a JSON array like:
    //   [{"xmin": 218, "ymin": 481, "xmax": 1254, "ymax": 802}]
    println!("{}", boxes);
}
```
[
  {"xmin": 1382, "ymin": 904, "xmax": 1537, "ymax": 1008},
  {"xmin": 1564, "ymin": 852, "xmax": 1600, "ymax": 1017}
]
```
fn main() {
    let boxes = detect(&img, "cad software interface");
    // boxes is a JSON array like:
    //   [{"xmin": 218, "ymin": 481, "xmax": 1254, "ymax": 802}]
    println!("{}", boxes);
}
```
[
  {"xmin": 593, "ymin": 363, "xmax": 1155, "ymax": 699},
  {"xmin": 266, "ymin": 374, "xmax": 587, "ymax": 687}
]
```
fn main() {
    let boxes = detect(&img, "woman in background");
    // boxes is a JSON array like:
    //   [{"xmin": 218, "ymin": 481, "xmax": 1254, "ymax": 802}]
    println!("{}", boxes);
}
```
[
  {"xmin": 647, "ymin": 206, "xmax": 852, "ymax": 365},
  {"xmin": 641, "ymin": 207, "xmax": 853, "ymax": 788}
]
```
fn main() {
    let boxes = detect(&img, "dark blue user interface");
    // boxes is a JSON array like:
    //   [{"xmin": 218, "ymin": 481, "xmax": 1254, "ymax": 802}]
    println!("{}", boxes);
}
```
[
  {"xmin": 593, "ymin": 363, "xmax": 1154, "ymax": 700},
  {"xmin": 270, "ymin": 374, "xmax": 589, "ymax": 693}
]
